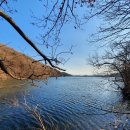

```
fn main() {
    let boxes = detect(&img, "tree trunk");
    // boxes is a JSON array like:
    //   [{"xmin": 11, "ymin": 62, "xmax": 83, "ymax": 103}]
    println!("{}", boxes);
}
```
[{"xmin": 122, "ymin": 84, "xmax": 130, "ymax": 99}]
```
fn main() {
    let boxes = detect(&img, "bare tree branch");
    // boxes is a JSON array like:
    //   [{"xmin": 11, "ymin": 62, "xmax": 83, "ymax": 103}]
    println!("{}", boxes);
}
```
[{"xmin": 0, "ymin": 9, "xmax": 65, "ymax": 71}]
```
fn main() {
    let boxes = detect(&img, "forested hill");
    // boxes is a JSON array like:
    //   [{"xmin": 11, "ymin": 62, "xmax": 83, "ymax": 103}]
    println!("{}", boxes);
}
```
[{"xmin": 0, "ymin": 44, "xmax": 61, "ymax": 80}]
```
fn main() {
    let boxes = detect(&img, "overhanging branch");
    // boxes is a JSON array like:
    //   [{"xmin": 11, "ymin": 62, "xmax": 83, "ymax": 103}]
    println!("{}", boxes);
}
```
[{"xmin": 0, "ymin": 9, "xmax": 65, "ymax": 71}]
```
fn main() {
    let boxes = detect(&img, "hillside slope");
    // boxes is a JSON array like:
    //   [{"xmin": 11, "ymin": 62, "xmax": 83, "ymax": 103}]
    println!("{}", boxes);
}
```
[{"xmin": 0, "ymin": 44, "xmax": 61, "ymax": 80}]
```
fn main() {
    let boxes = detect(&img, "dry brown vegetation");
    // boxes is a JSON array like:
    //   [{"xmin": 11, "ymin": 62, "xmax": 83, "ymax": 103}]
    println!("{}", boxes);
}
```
[{"xmin": 0, "ymin": 44, "xmax": 61, "ymax": 80}]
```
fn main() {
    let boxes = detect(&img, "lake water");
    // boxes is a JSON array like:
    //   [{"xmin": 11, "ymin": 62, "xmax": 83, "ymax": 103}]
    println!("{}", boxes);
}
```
[{"xmin": 0, "ymin": 77, "xmax": 130, "ymax": 130}]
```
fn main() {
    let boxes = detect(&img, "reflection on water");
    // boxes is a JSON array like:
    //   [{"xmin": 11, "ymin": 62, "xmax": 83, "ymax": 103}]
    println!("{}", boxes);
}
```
[{"xmin": 0, "ymin": 77, "xmax": 130, "ymax": 130}]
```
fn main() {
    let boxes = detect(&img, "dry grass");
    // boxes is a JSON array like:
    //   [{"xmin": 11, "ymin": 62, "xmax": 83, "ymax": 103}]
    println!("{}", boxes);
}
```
[{"xmin": 0, "ymin": 44, "xmax": 61, "ymax": 80}]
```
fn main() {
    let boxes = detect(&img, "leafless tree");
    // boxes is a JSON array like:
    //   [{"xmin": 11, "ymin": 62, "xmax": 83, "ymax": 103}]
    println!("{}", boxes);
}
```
[
  {"xmin": 86, "ymin": 0, "xmax": 130, "ymax": 98},
  {"xmin": 87, "ymin": 0, "xmax": 130, "ymax": 43},
  {"xmin": 90, "ymin": 42, "xmax": 130, "ymax": 98},
  {"xmin": 0, "ymin": 0, "xmax": 96, "ymax": 79}
]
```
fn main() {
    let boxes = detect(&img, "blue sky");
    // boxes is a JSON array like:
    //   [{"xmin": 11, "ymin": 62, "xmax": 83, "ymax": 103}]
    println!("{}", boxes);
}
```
[{"xmin": 0, "ymin": 0, "xmax": 103, "ymax": 75}]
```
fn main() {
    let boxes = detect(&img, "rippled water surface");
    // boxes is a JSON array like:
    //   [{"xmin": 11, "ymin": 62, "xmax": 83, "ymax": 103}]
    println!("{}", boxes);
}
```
[{"xmin": 0, "ymin": 77, "xmax": 130, "ymax": 130}]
